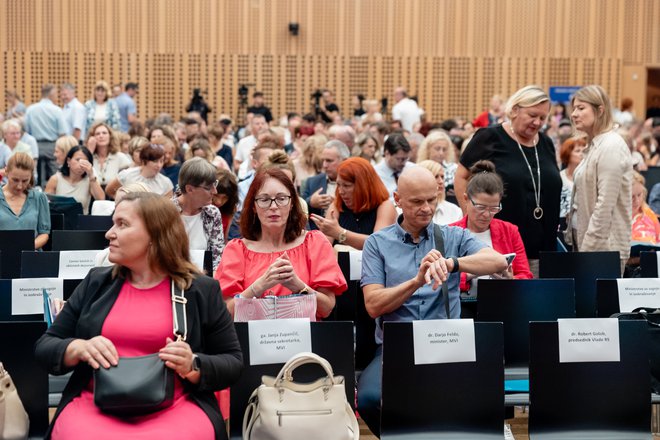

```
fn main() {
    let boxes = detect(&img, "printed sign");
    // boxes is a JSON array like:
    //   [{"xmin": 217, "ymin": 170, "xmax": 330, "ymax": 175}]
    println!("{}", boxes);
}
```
[
  {"xmin": 248, "ymin": 318, "xmax": 312, "ymax": 365},
  {"xmin": 350, "ymin": 251, "xmax": 362, "ymax": 281},
  {"xmin": 59, "ymin": 250, "xmax": 102, "ymax": 279},
  {"xmin": 558, "ymin": 318, "xmax": 620, "ymax": 363},
  {"xmin": 12, "ymin": 278, "xmax": 63, "ymax": 315},
  {"xmin": 412, "ymin": 319, "xmax": 476, "ymax": 365},
  {"xmin": 616, "ymin": 278, "xmax": 660, "ymax": 312}
]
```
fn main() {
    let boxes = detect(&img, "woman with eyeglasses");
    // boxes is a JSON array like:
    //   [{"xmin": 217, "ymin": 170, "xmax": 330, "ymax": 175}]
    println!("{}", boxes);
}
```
[
  {"xmin": 105, "ymin": 144, "xmax": 174, "ymax": 199},
  {"xmin": 171, "ymin": 158, "xmax": 225, "ymax": 273},
  {"xmin": 215, "ymin": 168, "xmax": 347, "ymax": 319},
  {"xmin": 450, "ymin": 161, "xmax": 532, "ymax": 309}
]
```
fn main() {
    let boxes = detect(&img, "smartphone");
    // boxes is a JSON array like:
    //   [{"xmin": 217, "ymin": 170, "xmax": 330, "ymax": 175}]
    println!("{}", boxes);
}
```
[{"xmin": 503, "ymin": 253, "xmax": 516, "ymax": 267}]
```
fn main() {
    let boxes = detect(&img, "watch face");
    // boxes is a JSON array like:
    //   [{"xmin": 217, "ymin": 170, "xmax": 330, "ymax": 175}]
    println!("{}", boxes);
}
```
[{"xmin": 193, "ymin": 355, "xmax": 201, "ymax": 371}]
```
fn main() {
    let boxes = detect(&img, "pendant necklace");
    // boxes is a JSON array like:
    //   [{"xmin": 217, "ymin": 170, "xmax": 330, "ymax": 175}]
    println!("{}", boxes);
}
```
[{"xmin": 510, "ymin": 123, "xmax": 543, "ymax": 220}]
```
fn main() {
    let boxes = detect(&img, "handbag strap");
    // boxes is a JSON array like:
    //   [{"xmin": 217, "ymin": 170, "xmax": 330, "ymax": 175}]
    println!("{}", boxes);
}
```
[
  {"xmin": 433, "ymin": 224, "xmax": 451, "ymax": 319},
  {"xmin": 276, "ymin": 352, "xmax": 336, "ymax": 385},
  {"xmin": 171, "ymin": 280, "xmax": 187, "ymax": 341}
]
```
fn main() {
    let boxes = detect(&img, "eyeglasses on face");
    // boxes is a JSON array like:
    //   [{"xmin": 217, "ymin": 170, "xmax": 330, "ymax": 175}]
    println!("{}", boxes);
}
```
[
  {"xmin": 197, "ymin": 180, "xmax": 219, "ymax": 191},
  {"xmin": 255, "ymin": 195, "xmax": 292, "ymax": 209},
  {"xmin": 468, "ymin": 196, "xmax": 502, "ymax": 214}
]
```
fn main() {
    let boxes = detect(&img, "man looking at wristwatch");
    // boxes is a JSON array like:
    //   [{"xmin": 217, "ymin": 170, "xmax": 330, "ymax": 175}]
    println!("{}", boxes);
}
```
[{"xmin": 356, "ymin": 166, "xmax": 507, "ymax": 437}]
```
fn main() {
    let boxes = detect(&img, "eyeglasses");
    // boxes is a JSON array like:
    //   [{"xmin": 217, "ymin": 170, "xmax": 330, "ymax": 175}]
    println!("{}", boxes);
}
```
[
  {"xmin": 197, "ymin": 180, "xmax": 219, "ymax": 192},
  {"xmin": 469, "ymin": 196, "xmax": 502, "ymax": 214},
  {"xmin": 255, "ymin": 195, "xmax": 292, "ymax": 209}
]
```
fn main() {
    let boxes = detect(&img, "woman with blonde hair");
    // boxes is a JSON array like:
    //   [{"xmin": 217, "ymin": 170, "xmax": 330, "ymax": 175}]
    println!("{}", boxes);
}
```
[
  {"xmin": 631, "ymin": 171, "xmax": 660, "ymax": 246},
  {"xmin": 455, "ymin": 85, "xmax": 561, "ymax": 276},
  {"xmin": 569, "ymin": 84, "xmax": 633, "ymax": 273},
  {"xmin": 417, "ymin": 130, "xmax": 458, "ymax": 188},
  {"xmin": 417, "ymin": 160, "xmax": 463, "ymax": 225},
  {"xmin": 84, "ymin": 81, "xmax": 121, "ymax": 131},
  {"xmin": 292, "ymin": 134, "xmax": 326, "ymax": 190},
  {"xmin": 53, "ymin": 135, "xmax": 79, "ymax": 167}
]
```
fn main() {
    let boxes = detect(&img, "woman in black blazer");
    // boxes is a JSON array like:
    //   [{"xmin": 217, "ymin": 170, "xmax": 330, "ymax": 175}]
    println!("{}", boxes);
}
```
[{"xmin": 35, "ymin": 192, "xmax": 243, "ymax": 440}]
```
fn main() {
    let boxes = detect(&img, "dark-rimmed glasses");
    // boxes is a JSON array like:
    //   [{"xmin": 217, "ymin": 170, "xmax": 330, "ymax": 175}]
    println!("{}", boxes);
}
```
[{"xmin": 255, "ymin": 195, "xmax": 292, "ymax": 209}]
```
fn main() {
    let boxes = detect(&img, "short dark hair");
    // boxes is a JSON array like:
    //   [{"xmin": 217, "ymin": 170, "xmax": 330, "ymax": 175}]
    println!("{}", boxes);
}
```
[
  {"xmin": 125, "ymin": 82, "xmax": 139, "ymax": 91},
  {"xmin": 467, "ymin": 160, "xmax": 504, "ymax": 198},
  {"xmin": 60, "ymin": 146, "xmax": 93, "ymax": 178},
  {"xmin": 383, "ymin": 133, "xmax": 411, "ymax": 155},
  {"xmin": 139, "ymin": 144, "xmax": 165, "ymax": 164},
  {"xmin": 240, "ymin": 168, "xmax": 306, "ymax": 243},
  {"xmin": 253, "ymin": 91, "xmax": 264, "ymax": 98}
]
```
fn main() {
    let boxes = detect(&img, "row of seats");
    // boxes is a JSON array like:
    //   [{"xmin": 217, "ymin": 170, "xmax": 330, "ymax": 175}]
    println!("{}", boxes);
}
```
[{"xmin": 4, "ymin": 320, "xmax": 655, "ymax": 439}]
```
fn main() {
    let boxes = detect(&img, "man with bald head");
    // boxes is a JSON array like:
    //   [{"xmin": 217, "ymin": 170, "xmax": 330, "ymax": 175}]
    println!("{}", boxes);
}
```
[{"xmin": 357, "ymin": 166, "xmax": 507, "ymax": 437}]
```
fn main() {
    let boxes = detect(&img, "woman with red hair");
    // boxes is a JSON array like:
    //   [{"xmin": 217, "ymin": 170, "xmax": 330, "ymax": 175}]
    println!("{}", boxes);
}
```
[{"xmin": 310, "ymin": 157, "xmax": 397, "ymax": 250}]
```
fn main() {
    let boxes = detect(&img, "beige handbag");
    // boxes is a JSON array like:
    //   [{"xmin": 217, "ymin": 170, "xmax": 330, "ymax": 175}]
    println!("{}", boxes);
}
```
[
  {"xmin": 0, "ymin": 363, "xmax": 29, "ymax": 440},
  {"xmin": 242, "ymin": 352, "xmax": 359, "ymax": 440}
]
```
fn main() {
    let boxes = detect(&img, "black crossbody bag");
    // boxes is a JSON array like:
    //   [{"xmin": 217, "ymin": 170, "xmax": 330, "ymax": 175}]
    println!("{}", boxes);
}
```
[{"xmin": 93, "ymin": 280, "xmax": 188, "ymax": 416}]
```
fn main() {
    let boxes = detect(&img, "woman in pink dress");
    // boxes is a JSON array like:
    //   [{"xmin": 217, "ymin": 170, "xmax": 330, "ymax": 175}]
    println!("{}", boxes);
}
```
[
  {"xmin": 216, "ymin": 168, "xmax": 347, "ymax": 319},
  {"xmin": 35, "ymin": 192, "xmax": 243, "ymax": 439}
]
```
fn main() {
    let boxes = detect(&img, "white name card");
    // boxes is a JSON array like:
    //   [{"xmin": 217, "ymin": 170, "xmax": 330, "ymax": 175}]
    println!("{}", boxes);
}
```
[
  {"xmin": 190, "ymin": 249, "xmax": 206, "ymax": 272},
  {"xmin": 656, "ymin": 252, "xmax": 660, "ymax": 279},
  {"xmin": 558, "ymin": 318, "xmax": 620, "ymax": 363},
  {"xmin": 248, "ymin": 318, "xmax": 312, "ymax": 365},
  {"xmin": 616, "ymin": 278, "xmax": 660, "ymax": 312},
  {"xmin": 12, "ymin": 278, "xmax": 63, "ymax": 315},
  {"xmin": 59, "ymin": 250, "xmax": 102, "ymax": 279},
  {"xmin": 412, "ymin": 319, "xmax": 476, "ymax": 365},
  {"xmin": 349, "ymin": 251, "xmax": 362, "ymax": 281}
]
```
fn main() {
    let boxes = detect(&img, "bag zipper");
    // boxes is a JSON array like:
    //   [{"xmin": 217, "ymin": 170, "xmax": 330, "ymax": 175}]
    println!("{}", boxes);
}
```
[{"xmin": 277, "ymin": 409, "xmax": 333, "ymax": 426}]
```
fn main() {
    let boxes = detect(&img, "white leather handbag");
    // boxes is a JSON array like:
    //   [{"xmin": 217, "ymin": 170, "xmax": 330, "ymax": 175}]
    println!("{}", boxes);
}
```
[
  {"xmin": 242, "ymin": 352, "xmax": 359, "ymax": 440},
  {"xmin": 0, "ymin": 362, "xmax": 29, "ymax": 440}
]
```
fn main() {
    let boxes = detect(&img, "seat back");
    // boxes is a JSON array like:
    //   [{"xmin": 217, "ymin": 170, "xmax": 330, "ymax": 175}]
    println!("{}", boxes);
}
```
[
  {"xmin": 0, "ymin": 230, "xmax": 35, "ymax": 279},
  {"xmin": 540, "ymin": 251, "xmax": 620, "ymax": 317},
  {"xmin": 228, "ymin": 321, "xmax": 355, "ymax": 439},
  {"xmin": 0, "ymin": 321, "xmax": 49, "ymax": 438},
  {"xmin": 640, "ymin": 251, "xmax": 658, "ymax": 277},
  {"xmin": 76, "ymin": 214, "xmax": 113, "ymax": 231},
  {"xmin": 51, "ymin": 230, "xmax": 109, "ymax": 251},
  {"xmin": 529, "ymin": 320, "xmax": 651, "ymax": 439},
  {"xmin": 476, "ymin": 279, "xmax": 575, "ymax": 368},
  {"xmin": 381, "ymin": 321, "xmax": 504, "ymax": 439}
]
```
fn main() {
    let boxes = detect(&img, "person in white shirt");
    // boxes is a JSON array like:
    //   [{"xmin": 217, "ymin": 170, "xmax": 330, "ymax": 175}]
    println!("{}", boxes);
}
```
[
  {"xmin": 234, "ymin": 114, "xmax": 269, "ymax": 178},
  {"xmin": 60, "ymin": 83, "xmax": 87, "ymax": 140},
  {"xmin": 391, "ymin": 87, "xmax": 422, "ymax": 133},
  {"xmin": 105, "ymin": 143, "xmax": 173, "ymax": 198},
  {"xmin": 417, "ymin": 160, "xmax": 463, "ymax": 225},
  {"xmin": 374, "ymin": 133, "xmax": 414, "ymax": 199}
]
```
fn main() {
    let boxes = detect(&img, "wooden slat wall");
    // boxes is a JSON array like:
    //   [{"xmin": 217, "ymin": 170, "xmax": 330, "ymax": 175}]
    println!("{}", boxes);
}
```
[{"xmin": 1, "ymin": 0, "xmax": 658, "ymax": 123}]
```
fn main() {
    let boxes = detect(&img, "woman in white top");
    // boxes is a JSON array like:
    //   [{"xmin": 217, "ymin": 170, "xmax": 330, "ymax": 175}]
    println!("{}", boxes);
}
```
[
  {"xmin": 417, "ymin": 160, "xmax": 463, "ymax": 225},
  {"xmin": 84, "ymin": 80, "xmax": 121, "ymax": 131},
  {"xmin": 105, "ymin": 144, "xmax": 173, "ymax": 198},
  {"xmin": 85, "ymin": 122, "xmax": 132, "ymax": 187},
  {"xmin": 45, "ymin": 146, "xmax": 105, "ymax": 215}
]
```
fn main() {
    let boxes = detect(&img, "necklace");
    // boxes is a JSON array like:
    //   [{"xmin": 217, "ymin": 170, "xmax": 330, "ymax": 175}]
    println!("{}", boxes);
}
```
[{"xmin": 509, "ymin": 122, "xmax": 543, "ymax": 220}]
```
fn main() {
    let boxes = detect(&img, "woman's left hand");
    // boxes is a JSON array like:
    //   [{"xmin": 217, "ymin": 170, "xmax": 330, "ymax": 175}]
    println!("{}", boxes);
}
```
[
  {"xmin": 310, "ymin": 213, "xmax": 342, "ymax": 239},
  {"xmin": 79, "ymin": 160, "xmax": 95, "ymax": 179},
  {"xmin": 278, "ymin": 252, "xmax": 306, "ymax": 293},
  {"xmin": 159, "ymin": 337, "xmax": 194, "ymax": 378}
]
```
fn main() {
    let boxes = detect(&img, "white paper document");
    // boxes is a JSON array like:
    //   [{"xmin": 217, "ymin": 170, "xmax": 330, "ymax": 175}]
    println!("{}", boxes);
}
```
[
  {"xmin": 12, "ymin": 278, "xmax": 63, "ymax": 315},
  {"xmin": 412, "ymin": 319, "xmax": 476, "ymax": 365},
  {"xmin": 349, "ymin": 251, "xmax": 362, "ymax": 281},
  {"xmin": 59, "ymin": 250, "xmax": 102, "ymax": 279},
  {"xmin": 558, "ymin": 318, "xmax": 620, "ymax": 363},
  {"xmin": 248, "ymin": 318, "xmax": 312, "ymax": 365},
  {"xmin": 616, "ymin": 278, "xmax": 660, "ymax": 312}
]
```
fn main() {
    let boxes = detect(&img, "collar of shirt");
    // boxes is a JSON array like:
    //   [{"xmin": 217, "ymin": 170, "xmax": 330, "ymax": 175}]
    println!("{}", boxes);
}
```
[{"xmin": 393, "ymin": 214, "xmax": 433, "ymax": 244}]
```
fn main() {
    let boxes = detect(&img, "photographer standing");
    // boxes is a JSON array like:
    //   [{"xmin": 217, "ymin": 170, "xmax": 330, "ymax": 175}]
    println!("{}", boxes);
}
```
[
  {"xmin": 186, "ymin": 89, "xmax": 211, "ymax": 124},
  {"xmin": 246, "ymin": 91, "xmax": 273, "ymax": 124},
  {"xmin": 317, "ymin": 89, "xmax": 341, "ymax": 124}
]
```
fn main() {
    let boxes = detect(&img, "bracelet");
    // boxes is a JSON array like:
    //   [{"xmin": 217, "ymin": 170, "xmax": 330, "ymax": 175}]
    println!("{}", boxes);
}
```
[
  {"xmin": 450, "ymin": 257, "xmax": 460, "ymax": 273},
  {"xmin": 249, "ymin": 284, "xmax": 260, "ymax": 298}
]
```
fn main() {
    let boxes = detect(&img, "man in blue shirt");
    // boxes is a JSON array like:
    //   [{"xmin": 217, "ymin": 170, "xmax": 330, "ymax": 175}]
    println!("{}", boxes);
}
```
[
  {"xmin": 24, "ymin": 84, "xmax": 66, "ymax": 187},
  {"xmin": 357, "ymin": 167, "xmax": 507, "ymax": 437},
  {"xmin": 60, "ymin": 83, "xmax": 87, "ymax": 141},
  {"xmin": 115, "ymin": 82, "xmax": 138, "ymax": 132}
]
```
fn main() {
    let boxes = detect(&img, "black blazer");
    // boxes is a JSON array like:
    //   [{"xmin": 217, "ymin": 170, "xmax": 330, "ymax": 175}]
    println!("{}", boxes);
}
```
[
  {"xmin": 301, "ymin": 172, "xmax": 328, "ymax": 229},
  {"xmin": 34, "ymin": 266, "xmax": 243, "ymax": 440}
]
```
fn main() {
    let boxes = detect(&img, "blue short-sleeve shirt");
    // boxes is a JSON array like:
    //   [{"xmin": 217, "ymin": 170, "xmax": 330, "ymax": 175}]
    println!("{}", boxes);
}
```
[{"xmin": 361, "ymin": 216, "xmax": 486, "ymax": 344}]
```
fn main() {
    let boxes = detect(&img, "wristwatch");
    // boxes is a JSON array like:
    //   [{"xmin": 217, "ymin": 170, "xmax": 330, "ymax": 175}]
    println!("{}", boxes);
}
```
[
  {"xmin": 337, "ymin": 229, "xmax": 348, "ymax": 244},
  {"xmin": 450, "ymin": 257, "xmax": 460, "ymax": 273},
  {"xmin": 297, "ymin": 285, "xmax": 311, "ymax": 295}
]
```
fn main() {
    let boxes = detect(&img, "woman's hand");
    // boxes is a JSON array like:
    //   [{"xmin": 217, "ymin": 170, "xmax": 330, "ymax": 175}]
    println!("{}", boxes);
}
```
[
  {"xmin": 79, "ymin": 159, "xmax": 95, "ymax": 178},
  {"xmin": 253, "ymin": 254, "xmax": 297, "ymax": 295},
  {"xmin": 278, "ymin": 253, "xmax": 306, "ymax": 293},
  {"xmin": 86, "ymin": 136, "xmax": 97, "ymax": 154},
  {"xmin": 310, "ymin": 213, "xmax": 342, "ymax": 239},
  {"xmin": 159, "ymin": 337, "xmax": 195, "ymax": 378},
  {"xmin": 65, "ymin": 336, "xmax": 118, "ymax": 369},
  {"xmin": 490, "ymin": 266, "xmax": 514, "ymax": 279}
]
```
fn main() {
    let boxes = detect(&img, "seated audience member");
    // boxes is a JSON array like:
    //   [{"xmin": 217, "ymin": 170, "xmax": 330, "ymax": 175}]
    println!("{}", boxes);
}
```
[
  {"xmin": 105, "ymin": 144, "xmax": 174, "ymax": 198},
  {"xmin": 212, "ymin": 169, "xmax": 238, "ymax": 239},
  {"xmin": 311, "ymin": 157, "xmax": 396, "ymax": 250},
  {"xmin": 357, "ymin": 167, "xmax": 507, "ymax": 437},
  {"xmin": 632, "ymin": 171, "xmax": 660, "ymax": 245},
  {"xmin": 261, "ymin": 150, "xmax": 309, "ymax": 216},
  {"xmin": 35, "ymin": 192, "xmax": 243, "ymax": 439},
  {"xmin": 416, "ymin": 129, "xmax": 459, "ymax": 189},
  {"xmin": 374, "ymin": 132, "xmax": 414, "ymax": 199},
  {"xmin": 352, "ymin": 132, "xmax": 381, "ymax": 165},
  {"xmin": 208, "ymin": 124, "xmax": 233, "ymax": 171},
  {"xmin": 45, "ymin": 146, "xmax": 106, "ymax": 215},
  {"xmin": 1, "ymin": 119, "xmax": 33, "ymax": 157},
  {"xmin": 186, "ymin": 137, "xmax": 229, "ymax": 171},
  {"xmin": 417, "ymin": 160, "xmax": 463, "ymax": 225},
  {"xmin": 449, "ymin": 160, "xmax": 532, "ymax": 307},
  {"xmin": 53, "ymin": 135, "xmax": 79, "ymax": 168},
  {"xmin": 292, "ymin": 134, "xmax": 325, "ymax": 190},
  {"xmin": 149, "ymin": 125, "xmax": 181, "ymax": 185},
  {"xmin": 127, "ymin": 136, "xmax": 149, "ymax": 166},
  {"xmin": 215, "ymin": 168, "xmax": 347, "ymax": 319},
  {"xmin": 558, "ymin": 136, "xmax": 586, "ymax": 220},
  {"xmin": 0, "ymin": 152, "xmax": 51, "ymax": 249},
  {"xmin": 85, "ymin": 122, "xmax": 132, "ymax": 187},
  {"xmin": 172, "ymin": 158, "xmax": 225, "ymax": 272}
]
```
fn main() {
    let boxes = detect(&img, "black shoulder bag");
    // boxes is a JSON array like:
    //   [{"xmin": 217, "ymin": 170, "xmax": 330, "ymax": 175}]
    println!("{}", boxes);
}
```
[
  {"xmin": 94, "ymin": 280, "xmax": 187, "ymax": 415},
  {"xmin": 433, "ymin": 224, "xmax": 452, "ymax": 319}
]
